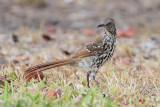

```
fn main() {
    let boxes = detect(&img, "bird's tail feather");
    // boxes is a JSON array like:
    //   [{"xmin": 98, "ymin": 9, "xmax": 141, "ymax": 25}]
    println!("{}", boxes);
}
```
[{"xmin": 23, "ymin": 59, "xmax": 75, "ymax": 80}]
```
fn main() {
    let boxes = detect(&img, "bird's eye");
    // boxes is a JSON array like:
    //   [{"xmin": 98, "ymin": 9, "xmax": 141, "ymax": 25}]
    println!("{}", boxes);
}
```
[{"xmin": 107, "ymin": 23, "xmax": 112, "ymax": 26}]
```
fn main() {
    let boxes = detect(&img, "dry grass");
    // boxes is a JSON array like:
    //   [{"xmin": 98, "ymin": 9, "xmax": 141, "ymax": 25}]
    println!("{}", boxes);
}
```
[{"xmin": 0, "ymin": 28, "xmax": 160, "ymax": 107}]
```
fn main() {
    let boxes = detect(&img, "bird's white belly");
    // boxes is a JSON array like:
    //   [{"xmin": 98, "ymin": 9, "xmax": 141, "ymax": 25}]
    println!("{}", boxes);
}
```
[{"xmin": 77, "ymin": 56, "xmax": 98, "ymax": 71}]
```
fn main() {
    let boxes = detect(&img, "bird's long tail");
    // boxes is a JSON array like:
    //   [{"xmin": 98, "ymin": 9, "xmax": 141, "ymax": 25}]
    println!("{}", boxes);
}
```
[{"xmin": 23, "ymin": 59, "xmax": 75, "ymax": 80}]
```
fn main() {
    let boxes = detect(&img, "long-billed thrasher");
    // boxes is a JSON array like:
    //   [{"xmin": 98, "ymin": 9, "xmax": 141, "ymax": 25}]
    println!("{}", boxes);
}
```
[{"xmin": 23, "ymin": 18, "xmax": 116, "ymax": 88}]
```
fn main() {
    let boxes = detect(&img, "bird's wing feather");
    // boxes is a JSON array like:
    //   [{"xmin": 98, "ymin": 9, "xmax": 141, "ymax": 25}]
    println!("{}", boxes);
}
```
[
  {"xmin": 72, "ymin": 34, "xmax": 105, "ymax": 58},
  {"xmin": 72, "ymin": 46, "xmax": 96, "ymax": 58}
]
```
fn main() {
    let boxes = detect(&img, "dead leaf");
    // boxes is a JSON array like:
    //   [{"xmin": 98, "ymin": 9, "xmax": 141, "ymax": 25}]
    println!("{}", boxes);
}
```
[
  {"xmin": 41, "ymin": 34, "xmax": 55, "ymax": 41},
  {"xmin": 117, "ymin": 27, "xmax": 135, "ymax": 38},
  {"xmin": 13, "ymin": 60, "xmax": 19, "ymax": 64},
  {"xmin": 139, "ymin": 98, "xmax": 145, "ymax": 104},
  {"xmin": 12, "ymin": 34, "xmax": 19, "ymax": 42},
  {"xmin": 0, "ymin": 75, "xmax": 12, "ymax": 87},
  {"xmin": 74, "ymin": 94, "xmax": 83, "ymax": 103},
  {"xmin": 5, "ymin": 77, "xmax": 12, "ymax": 83},
  {"xmin": 80, "ymin": 29, "xmax": 94, "ymax": 36},
  {"xmin": 61, "ymin": 50, "xmax": 71, "ymax": 56},
  {"xmin": 0, "ymin": 100, "xmax": 4, "ymax": 104},
  {"xmin": 82, "ymin": 81, "xmax": 86, "ymax": 87},
  {"xmin": 45, "ymin": 89, "xmax": 61, "ymax": 99}
]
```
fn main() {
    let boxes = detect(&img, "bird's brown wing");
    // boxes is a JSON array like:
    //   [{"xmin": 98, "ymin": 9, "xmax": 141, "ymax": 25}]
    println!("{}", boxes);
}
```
[{"xmin": 73, "ymin": 43, "xmax": 103, "ymax": 58}]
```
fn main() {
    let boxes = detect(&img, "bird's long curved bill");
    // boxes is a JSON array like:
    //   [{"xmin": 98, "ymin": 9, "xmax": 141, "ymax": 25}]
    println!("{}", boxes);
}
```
[{"xmin": 97, "ymin": 24, "xmax": 105, "ymax": 28}]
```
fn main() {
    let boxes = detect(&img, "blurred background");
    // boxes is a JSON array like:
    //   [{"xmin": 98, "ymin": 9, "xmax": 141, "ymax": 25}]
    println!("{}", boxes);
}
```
[
  {"xmin": 0, "ymin": 0, "xmax": 160, "ymax": 67},
  {"xmin": 0, "ymin": 0, "xmax": 160, "ymax": 32}
]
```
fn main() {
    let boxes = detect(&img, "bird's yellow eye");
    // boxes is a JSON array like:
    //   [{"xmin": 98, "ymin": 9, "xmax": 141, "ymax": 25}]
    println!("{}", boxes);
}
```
[{"xmin": 107, "ymin": 23, "xmax": 112, "ymax": 26}]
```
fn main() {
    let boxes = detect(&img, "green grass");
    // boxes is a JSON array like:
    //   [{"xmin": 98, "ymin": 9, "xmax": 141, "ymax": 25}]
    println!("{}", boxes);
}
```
[{"xmin": 0, "ymin": 80, "xmax": 118, "ymax": 107}]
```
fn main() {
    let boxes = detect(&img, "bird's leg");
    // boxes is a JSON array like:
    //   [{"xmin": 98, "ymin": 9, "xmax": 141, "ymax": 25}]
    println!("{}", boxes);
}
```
[
  {"xmin": 92, "ymin": 74, "xmax": 100, "ymax": 90},
  {"xmin": 92, "ymin": 73, "xmax": 105, "ymax": 97},
  {"xmin": 87, "ymin": 71, "xmax": 91, "ymax": 88}
]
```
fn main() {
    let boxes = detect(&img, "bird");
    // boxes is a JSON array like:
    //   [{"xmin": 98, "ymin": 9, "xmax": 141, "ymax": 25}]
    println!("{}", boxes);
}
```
[{"xmin": 23, "ymin": 18, "xmax": 116, "ymax": 88}]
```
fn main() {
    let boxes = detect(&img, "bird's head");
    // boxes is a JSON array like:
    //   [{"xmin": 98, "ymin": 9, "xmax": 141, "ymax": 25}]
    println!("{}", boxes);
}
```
[{"xmin": 97, "ymin": 18, "xmax": 116, "ymax": 35}]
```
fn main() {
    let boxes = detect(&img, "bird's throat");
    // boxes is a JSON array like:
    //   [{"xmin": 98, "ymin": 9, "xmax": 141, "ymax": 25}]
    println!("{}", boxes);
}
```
[
  {"xmin": 104, "ymin": 28, "xmax": 116, "ymax": 36},
  {"xmin": 104, "ymin": 29, "xmax": 111, "ymax": 35}
]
